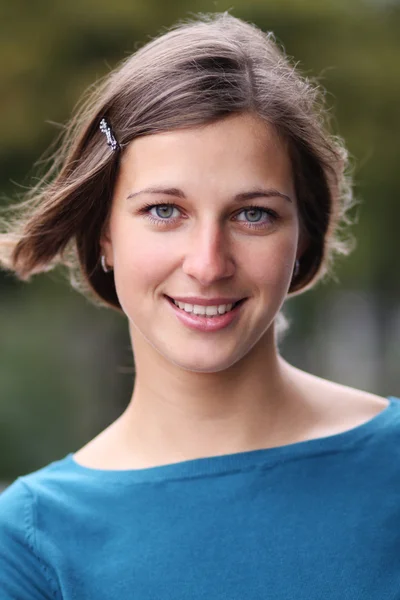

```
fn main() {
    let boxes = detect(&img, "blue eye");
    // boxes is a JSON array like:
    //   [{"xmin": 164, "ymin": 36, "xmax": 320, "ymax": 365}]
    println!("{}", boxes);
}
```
[
  {"xmin": 240, "ymin": 208, "xmax": 264, "ymax": 222},
  {"xmin": 235, "ymin": 206, "xmax": 278, "ymax": 226},
  {"xmin": 152, "ymin": 205, "xmax": 179, "ymax": 219}
]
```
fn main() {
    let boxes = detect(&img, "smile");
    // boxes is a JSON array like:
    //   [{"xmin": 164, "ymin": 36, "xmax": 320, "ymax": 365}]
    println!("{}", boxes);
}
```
[
  {"xmin": 170, "ymin": 298, "xmax": 243, "ymax": 317},
  {"xmin": 165, "ymin": 296, "xmax": 247, "ymax": 333}
]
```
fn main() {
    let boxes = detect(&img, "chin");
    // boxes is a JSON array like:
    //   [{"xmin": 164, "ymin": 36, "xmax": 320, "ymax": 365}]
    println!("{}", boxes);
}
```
[
  {"xmin": 156, "ymin": 338, "xmax": 259, "ymax": 374},
  {"xmin": 166, "ymin": 355, "xmax": 243, "ymax": 374}
]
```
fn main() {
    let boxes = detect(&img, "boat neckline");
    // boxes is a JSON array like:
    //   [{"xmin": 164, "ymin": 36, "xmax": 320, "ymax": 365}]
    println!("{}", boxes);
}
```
[{"xmin": 62, "ymin": 396, "xmax": 399, "ymax": 483}]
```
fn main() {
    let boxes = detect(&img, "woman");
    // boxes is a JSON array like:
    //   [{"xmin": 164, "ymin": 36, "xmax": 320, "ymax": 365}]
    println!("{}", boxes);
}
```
[{"xmin": 0, "ymin": 12, "xmax": 398, "ymax": 599}]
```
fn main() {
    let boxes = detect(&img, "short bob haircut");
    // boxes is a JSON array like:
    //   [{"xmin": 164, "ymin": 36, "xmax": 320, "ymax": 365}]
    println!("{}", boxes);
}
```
[{"xmin": 0, "ymin": 12, "xmax": 353, "ymax": 312}]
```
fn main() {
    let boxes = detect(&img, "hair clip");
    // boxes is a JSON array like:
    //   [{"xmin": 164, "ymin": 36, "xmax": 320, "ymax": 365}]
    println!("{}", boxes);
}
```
[{"xmin": 99, "ymin": 117, "xmax": 120, "ymax": 152}]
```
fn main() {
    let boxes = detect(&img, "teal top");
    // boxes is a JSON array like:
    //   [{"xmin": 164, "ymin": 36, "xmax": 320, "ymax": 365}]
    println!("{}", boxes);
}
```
[{"xmin": 1, "ymin": 396, "xmax": 400, "ymax": 599}]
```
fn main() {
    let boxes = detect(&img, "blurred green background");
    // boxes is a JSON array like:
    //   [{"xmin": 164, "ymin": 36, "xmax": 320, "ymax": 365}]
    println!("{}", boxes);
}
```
[{"xmin": 1, "ymin": 0, "xmax": 399, "ymax": 483}]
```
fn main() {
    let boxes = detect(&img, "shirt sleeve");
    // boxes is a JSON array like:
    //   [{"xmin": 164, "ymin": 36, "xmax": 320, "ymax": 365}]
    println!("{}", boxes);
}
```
[{"xmin": 0, "ymin": 478, "xmax": 58, "ymax": 599}]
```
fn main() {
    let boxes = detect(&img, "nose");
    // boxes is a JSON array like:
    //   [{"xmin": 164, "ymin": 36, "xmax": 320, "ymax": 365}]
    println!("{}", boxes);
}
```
[{"xmin": 181, "ymin": 220, "xmax": 235, "ymax": 286}]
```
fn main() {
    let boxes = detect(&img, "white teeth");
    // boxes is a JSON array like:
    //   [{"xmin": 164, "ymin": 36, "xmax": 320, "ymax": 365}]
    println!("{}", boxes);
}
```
[
  {"xmin": 218, "ymin": 304, "xmax": 232, "ymax": 314},
  {"xmin": 173, "ymin": 300, "xmax": 234, "ymax": 316}
]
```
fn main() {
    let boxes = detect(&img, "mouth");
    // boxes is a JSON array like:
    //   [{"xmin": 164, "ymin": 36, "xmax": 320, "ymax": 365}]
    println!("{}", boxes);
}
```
[
  {"xmin": 164, "ymin": 295, "xmax": 246, "ymax": 316},
  {"xmin": 164, "ymin": 295, "xmax": 247, "ymax": 332}
]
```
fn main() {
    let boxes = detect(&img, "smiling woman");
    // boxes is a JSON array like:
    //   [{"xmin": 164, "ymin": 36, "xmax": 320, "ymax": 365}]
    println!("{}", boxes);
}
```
[{"xmin": 0, "ymin": 11, "xmax": 399, "ymax": 600}]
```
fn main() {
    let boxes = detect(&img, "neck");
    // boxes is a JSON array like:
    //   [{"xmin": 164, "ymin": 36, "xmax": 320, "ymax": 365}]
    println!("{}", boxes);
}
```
[{"xmin": 116, "ymin": 323, "xmax": 308, "ymax": 467}]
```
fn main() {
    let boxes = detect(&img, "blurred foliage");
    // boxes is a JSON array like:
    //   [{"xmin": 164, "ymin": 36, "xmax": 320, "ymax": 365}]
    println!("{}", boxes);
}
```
[{"xmin": 0, "ymin": 0, "xmax": 399, "ymax": 479}]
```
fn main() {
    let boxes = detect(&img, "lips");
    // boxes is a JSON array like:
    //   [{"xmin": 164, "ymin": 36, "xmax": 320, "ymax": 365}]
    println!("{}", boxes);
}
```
[{"xmin": 164, "ymin": 295, "xmax": 247, "ymax": 333}]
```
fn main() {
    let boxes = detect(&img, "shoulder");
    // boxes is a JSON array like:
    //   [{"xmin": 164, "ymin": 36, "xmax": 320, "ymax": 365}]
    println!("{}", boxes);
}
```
[
  {"xmin": 0, "ymin": 455, "xmax": 94, "ymax": 599},
  {"xmin": 0, "ymin": 479, "xmax": 35, "ymax": 564},
  {"xmin": 0, "ymin": 477, "xmax": 59, "ymax": 598},
  {"xmin": 0, "ymin": 455, "xmax": 83, "ymax": 553},
  {"xmin": 0, "ymin": 454, "xmax": 76, "ymax": 527},
  {"xmin": 0, "ymin": 477, "xmax": 33, "ymax": 528},
  {"xmin": 1, "ymin": 454, "xmax": 100, "ymax": 512}
]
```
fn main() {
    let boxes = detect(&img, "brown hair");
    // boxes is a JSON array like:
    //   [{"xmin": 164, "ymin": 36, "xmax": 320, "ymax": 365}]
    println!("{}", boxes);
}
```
[{"xmin": 0, "ymin": 12, "xmax": 354, "ymax": 312}]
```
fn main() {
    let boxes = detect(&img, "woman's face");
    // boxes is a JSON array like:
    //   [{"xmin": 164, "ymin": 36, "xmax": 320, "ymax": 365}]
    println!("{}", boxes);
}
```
[{"xmin": 102, "ymin": 112, "xmax": 302, "ymax": 373}]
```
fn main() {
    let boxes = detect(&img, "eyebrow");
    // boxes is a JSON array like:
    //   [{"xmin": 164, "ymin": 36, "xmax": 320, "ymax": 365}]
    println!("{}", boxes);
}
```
[{"xmin": 126, "ymin": 186, "xmax": 292, "ymax": 203}]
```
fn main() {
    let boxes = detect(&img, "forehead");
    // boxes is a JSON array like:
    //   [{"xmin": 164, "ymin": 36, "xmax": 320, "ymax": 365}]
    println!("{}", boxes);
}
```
[{"xmin": 115, "ymin": 113, "xmax": 294, "ymax": 198}]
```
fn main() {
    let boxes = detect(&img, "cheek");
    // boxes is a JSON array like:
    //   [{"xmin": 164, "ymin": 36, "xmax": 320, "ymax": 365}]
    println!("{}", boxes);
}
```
[
  {"xmin": 239, "ymin": 231, "xmax": 298, "ymax": 287},
  {"xmin": 111, "ymin": 224, "xmax": 177, "ymax": 297},
  {"xmin": 243, "ymin": 258, "xmax": 292, "ymax": 298}
]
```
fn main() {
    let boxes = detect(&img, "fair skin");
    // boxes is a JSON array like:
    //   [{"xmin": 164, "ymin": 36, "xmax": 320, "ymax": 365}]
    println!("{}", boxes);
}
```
[{"xmin": 74, "ymin": 112, "xmax": 388, "ymax": 470}]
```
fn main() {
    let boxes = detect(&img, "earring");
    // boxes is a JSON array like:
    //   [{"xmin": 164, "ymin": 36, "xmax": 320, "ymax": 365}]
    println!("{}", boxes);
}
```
[
  {"xmin": 293, "ymin": 259, "xmax": 300, "ymax": 279},
  {"xmin": 101, "ymin": 255, "xmax": 112, "ymax": 273}
]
